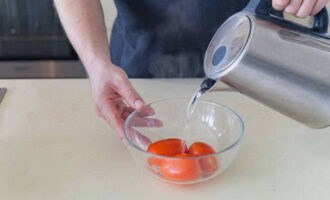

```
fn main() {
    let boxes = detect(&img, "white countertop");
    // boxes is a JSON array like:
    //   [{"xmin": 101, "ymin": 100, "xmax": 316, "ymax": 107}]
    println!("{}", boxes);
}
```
[{"xmin": 0, "ymin": 79, "xmax": 329, "ymax": 200}]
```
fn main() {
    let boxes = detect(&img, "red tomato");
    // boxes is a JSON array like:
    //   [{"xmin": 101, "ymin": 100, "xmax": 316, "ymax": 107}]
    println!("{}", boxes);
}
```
[
  {"xmin": 147, "ymin": 138, "xmax": 187, "ymax": 167},
  {"xmin": 189, "ymin": 142, "xmax": 215, "ymax": 155},
  {"xmin": 160, "ymin": 154, "xmax": 200, "ymax": 181},
  {"xmin": 147, "ymin": 138, "xmax": 187, "ymax": 156},
  {"xmin": 189, "ymin": 142, "xmax": 218, "ymax": 176}
]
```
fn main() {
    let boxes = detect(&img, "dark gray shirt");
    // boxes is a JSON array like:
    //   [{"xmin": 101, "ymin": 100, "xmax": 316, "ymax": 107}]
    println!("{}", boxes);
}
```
[{"xmin": 110, "ymin": 0, "xmax": 248, "ymax": 78}]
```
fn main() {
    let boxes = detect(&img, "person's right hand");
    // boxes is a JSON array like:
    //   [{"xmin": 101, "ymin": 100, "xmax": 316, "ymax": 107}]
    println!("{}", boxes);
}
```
[
  {"xmin": 88, "ymin": 61, "xmax": 146, "ymax": 139},
  {"xmin": 272, "ymin": 0, "xmax": 329, "ymax": 18}
]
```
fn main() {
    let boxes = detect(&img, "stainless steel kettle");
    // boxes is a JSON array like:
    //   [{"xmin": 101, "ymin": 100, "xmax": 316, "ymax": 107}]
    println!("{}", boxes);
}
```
[{"xmin": 204, "ymin": 0, "xmax": 330, "ymax": 129}]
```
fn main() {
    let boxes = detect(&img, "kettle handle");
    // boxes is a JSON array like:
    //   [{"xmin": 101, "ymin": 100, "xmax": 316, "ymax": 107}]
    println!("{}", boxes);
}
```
[
  {"xmin": 255, "ymin": 0, "xmax": 329, "ymax": 35},
  {"xmin": 313, "ymin": 8, "xmax": 329, "ymax": 33}
]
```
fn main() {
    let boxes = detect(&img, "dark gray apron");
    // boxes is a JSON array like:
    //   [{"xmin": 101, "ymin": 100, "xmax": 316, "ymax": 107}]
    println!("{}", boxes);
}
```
[{"xmin": 110, "ymin": 0, "xmax": 248, "ymax": 78}]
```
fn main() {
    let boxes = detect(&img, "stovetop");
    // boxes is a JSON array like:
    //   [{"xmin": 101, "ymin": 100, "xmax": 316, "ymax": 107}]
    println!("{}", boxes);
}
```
[{"xmin": 0, "ymin": 60, "xmax": 86, "ymax": 78}]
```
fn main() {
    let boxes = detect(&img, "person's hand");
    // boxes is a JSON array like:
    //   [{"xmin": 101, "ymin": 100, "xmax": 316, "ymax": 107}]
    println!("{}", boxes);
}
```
[
  {"xmin": 88, "ymin": 61, "xmax": 146, "ymax": 139},
  {"xmin": 125, "ymin": 106, "xmax": 163, "ymax": 149},
  {"xmin": 272, "ymin": 0, "xmax": 329, "ymax": 18}
]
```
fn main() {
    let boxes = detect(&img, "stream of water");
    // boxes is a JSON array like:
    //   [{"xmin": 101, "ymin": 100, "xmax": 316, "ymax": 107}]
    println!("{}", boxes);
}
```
[{"xmin": 181, "ymin": 78, "xmax": 217, "ymax": 142}]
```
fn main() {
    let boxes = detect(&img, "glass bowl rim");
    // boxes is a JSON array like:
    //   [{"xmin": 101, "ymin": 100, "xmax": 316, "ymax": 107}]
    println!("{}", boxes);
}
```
[{"xmin": 123, "ymin": 98, "xmax": 245, "ymax": 159}]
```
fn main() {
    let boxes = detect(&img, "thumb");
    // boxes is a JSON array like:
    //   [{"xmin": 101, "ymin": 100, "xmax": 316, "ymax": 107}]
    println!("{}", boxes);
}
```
[
  {"xmin": 114, "ymin": 78, "xmax": 145, "ymax": 110},
  {"xmin": 272, "ymin": 0, "xmax": 290, "ymax": 10}
]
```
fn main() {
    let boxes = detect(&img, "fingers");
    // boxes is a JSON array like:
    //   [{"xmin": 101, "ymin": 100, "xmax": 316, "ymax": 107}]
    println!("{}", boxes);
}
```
[
  {"xmin": 126, "ymin": 128, "xmax": 152, "ymax": 150},
  {"xmin": 137, "ymin": 105, "xmax": 156, "ymax": 117},
  {"xmin": 114, "ymin": 99, "xmax": 127, "ymax": 116},
  {"xmin": 121, "ymin": 104, "xmax": 163, "ymax": 127},
  {"xmin": 111, "ymin": 69, "xmax": 146, "ymax": 110},
  {"xmin": 296, "ymin": 0, "xmax": 317, "ymax": 18},
  {"xmin": 131, "ymin": 116, "xmax": 163, "ymax": 128},
  {"xmin": 120, "ymin": 105, "xmax": 157, "ymax": 120},
  {"xmin": 273, "ymin": 0, "xmax": 291, "ymax": 10},
  {"xmin": 90, "ymin": 66, "xmax": 151, "ymax": 139},
  {"xmin": 98, "ymin": 98, "xmax": 161, "ymax": 138},
  {"xmin": 273, "ymin": 0, "xmax": 327, "ymax": 18},
  {"xmin": 285, "ymin": 0, "xmax": 303, "ymax": 14},
  {"xmin": 98, "ymin": 99, "xmax": 125, "ymax": 139},
  {"xmin": 311, "ymin": 0, "xmax": 329, "ymax": 15},
  {"xmin": 121, "ymin": 106, "xmax": 135, "ymax": 120}
]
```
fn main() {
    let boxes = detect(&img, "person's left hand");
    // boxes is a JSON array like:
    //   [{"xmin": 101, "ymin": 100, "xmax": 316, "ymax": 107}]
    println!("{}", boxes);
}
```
[{"xmin": 272, "ymin": 0, "xmax": 329, "ymax": 18}]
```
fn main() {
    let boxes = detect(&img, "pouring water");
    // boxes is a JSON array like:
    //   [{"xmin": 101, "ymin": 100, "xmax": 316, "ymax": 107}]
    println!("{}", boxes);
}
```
[{"xmin": 181, "ymin": 78, "xmax": 217, "ymax": 143}]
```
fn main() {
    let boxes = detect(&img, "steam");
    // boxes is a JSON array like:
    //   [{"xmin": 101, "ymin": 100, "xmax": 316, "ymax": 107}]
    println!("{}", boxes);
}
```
[{"xmin": 148, "ymin": 1, "xmax": 205, "ymax": 78}]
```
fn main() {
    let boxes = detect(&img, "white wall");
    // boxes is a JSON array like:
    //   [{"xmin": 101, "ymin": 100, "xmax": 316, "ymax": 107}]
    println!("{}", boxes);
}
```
[{"xmin": 100, "ymin": 0, "xmax": 116, "ymax": 36}]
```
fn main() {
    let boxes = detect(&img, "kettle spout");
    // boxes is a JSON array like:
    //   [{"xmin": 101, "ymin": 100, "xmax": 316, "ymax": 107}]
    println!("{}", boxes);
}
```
[
  {"xmin": 200, "ymin": 78, "xmax": 236, "ymax": 94},
  {"xmin": 199, "ymin": 78, "xmax": 216, "ymax": 94}
]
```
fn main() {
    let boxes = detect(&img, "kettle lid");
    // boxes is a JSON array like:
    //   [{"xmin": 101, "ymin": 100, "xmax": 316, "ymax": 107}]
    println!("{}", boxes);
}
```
[{"xmin": 204, "ymin": 12, "xmax": 253, "ymax": 80}]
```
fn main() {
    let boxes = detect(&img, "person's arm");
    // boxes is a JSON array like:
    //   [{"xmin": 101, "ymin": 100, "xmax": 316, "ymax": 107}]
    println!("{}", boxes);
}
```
[
  {"xmin": 54, "ymin": 0, "xmax": 145, "ymax": 138},
  {"xmin": 54, "ymin": 0, "xmax": 109, "ymax": 72},
  {"xmin": 272, "ymin": 0, "xmax": 329, "ymax": 18}
]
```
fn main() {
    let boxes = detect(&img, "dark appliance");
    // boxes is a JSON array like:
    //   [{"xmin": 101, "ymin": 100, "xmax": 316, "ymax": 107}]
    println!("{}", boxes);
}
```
[{"xmin": 0, "ymin": 0, "xmax": 86, "ymax": 78}]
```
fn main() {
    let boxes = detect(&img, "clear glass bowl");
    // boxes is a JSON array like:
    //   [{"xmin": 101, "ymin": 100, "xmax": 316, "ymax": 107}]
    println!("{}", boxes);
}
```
[{"xmin": 124, "ymin": 98, "xmax": 244, "ymax": 184}]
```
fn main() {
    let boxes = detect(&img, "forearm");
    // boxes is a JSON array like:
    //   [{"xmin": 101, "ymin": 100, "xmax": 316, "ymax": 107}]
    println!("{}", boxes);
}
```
[{"xmin": 54, "ymin": 0, "xmax": 111, "ymax": 75}]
